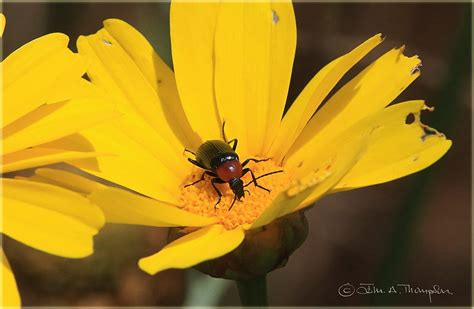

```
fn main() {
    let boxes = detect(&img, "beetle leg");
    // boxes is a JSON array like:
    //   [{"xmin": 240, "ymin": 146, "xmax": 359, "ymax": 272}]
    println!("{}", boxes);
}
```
[
  {"xmin": 211, "ymin": 177, "xmax": 225, "ymax": 209},
  {"xmin": 242, "ymin": 168, "xmax": 271, "ymax": 193},
  {"xmin": 242, "ymin": 157, "xmax": 270, "ymax": 167},
  {"xmin": 248, "ymin": 170, "xmax": 284, "ymax": 184},
  {"xmin": 184, "ymin": 172, "xmax": 206, "ymax": 187},
  {"xmin": 229, "ymin": 195, "xmax": 238, "ymax": 211},
  {"xmin": 188, "ymin": 158, "xmax": 207, "ymax": 170},
  {"xmin": 227, "ymin": 139, "xmax": 238, "ymax": 151},
  {"xmin": 206, "ymin": 171, "xmax": 218, "ymax": 177},
  {"xmin": 183, "ymin": 171, "xmax": 215, "ymax": 188},
  {"xmin": 183, "ymin": 148, "xmax": 196, "ymax": 156}
]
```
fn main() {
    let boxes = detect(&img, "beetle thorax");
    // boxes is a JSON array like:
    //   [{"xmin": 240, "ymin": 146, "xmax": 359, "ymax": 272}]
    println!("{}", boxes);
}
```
[{"xmin": 215, "ymin": 160, "xmax": 242, "ymax": 182}]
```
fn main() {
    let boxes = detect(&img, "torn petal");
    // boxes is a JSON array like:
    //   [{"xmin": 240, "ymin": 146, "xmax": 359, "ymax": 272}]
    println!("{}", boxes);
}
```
[
  {"xmin": 333, "ymin": 100, "xmax": 451, "ymax": 191},
  {"xmin": 411, "ymin": 62, "xmax": 422, "ymax": 74}
]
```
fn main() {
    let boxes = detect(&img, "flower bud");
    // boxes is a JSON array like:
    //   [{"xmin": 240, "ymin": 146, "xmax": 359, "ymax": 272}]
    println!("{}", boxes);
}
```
[{"xmin": 168, "ymin": 211, "xmax": 308, "ymax": 281}]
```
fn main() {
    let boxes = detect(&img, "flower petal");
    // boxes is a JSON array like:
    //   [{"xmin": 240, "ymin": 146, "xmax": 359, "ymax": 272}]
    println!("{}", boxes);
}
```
[
  {"xmin": 214, "ymin": 1, "xmax": 296, "ymax": 156},
  {"xmin": 47, "ymin": 122, "xmax": 185, "ymax": 205},
  {"xmin": 138, "ymin": 225, "xmax": 244, "ymax": 275},
  {"xmin": 252, "ymin": 122, "xmax": 371, "ymax": 228},
  {"xmin": 2, "ymin": 178, "xmax": 104, "ymax": 258},
  {"xmin": 1, "ymin": 250, "xmax": 21, "ymax": 308},
  {"xmin": 2, "ymin": 147, "xmax": 105, "ymax": 174},
  {"xmin": 89, "ymin": 187, "xmax": 218, "ymax": 227},
  {"xmin": 249, "ymin": 178, "xmax": 322, "ymax": 229},
  {"xmin": 2, "ymin": 98, "xmax": 119, "ymax": 155},
  {"xmin": 102, "ymin": 18, "xmax": 201, "ymax": 150},
  {"xmin": 33, "ymin": 168, "xmax": 104, "ymax": 195},
  {"xmin": 269, "ymin": 34, "xmax": 383, "ymax": 161},
  {"xmin": 29, "ymin": 168, "xmax": 216, "ymax": 227},
  {"xmin": 170, "ymin": 1, "xmax": 222, "ymax": 141},
  {"xmin": 2, "ymin": 178, "xmax": 104, "ymax": 229},
  {"xmin": 288, "ymin": 46, "xmax": 421, "ymax": 161},
  {"xmin": 2, "ymin": 33, "xmax": 87, "ymax": 127},
  {"xmin": 0, "ymin": 14, "xmax": 6, "ymax": 37},
  {"xmin": 76, "ymin": 22, "xmax": 195, "ymax": 200},
  {"xmin": 77, "ymin": 23, "xmax": 187, "ymax": 153},
  {"xmin": 333, "ymin": 100, "xmax": 452, "ymax": 191}
]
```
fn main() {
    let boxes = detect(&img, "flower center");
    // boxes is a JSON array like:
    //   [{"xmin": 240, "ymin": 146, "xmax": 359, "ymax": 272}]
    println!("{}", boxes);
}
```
[{"xmin": 179, "ymin": 159, "xmax": 292, "ymax": 229}]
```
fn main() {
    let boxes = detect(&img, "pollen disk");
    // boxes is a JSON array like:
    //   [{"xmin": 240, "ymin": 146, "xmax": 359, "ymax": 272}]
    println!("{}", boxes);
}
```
[{"xmin": 179, "ymin": 159, "xmax": 292, "ymax": 230}]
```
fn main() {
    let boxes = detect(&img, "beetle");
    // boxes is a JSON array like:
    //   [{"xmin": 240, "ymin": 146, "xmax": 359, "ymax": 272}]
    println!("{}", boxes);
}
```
[{"xmin": 184, "ymin": 123, "xmax": 283, "ymax": 210}]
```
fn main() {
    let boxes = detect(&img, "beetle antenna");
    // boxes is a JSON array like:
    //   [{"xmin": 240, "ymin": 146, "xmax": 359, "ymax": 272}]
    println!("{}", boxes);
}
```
[
  {"xmin": 244, "ymin": 189, "xmax": 251, "ymax": 196},
  {"xmin": 221, "ymin": 120, "xmax": 228, "ymax": 142}
]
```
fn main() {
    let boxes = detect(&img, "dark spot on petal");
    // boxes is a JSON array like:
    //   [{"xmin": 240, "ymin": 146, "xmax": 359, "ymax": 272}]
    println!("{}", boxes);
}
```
[
  {"xmin": 157, "ymin": 79, "xmax": 162, "ymax": 84},
  {"xmin": 272, "ymin": 10, "xmax": 279, "ymax": 24},
  {"xmin": 297, "ymin": 161, "xmax": 303, "ymax": 168},
  {"xmin": 405, "ymin": 113, "xmax": 415, "ymax": 124}
]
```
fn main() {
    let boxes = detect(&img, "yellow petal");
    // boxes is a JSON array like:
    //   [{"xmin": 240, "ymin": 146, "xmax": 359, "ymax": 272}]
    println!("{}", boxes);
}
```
[
  {"xmin": 289, "ymin": 46, "xmax": 421, "ymax": 161},
  {"xmin": 1, "ymin": 250, "xmax": 21, "ymax": 308},
  {"xmin": 102, "ymin": 18, "xmax": 201, "ymax": 150},
  {"xmin": 77, "ymin": 25, "xmax": 186, "ymax": 153},
  {"xmin": 0, "ymin": 14, "xmax": 6, "ymax": 37},
  {"xmin": 2, "ymin": 34, "xmax": 87, "ymax": 127},
  {"xmin": 269, "ymin": 34, "xmax": 383, "ymax": 162},
  {"xmin": 214, "ymin": 1, "xmax": 296, "ymax": 156},
  {"xmin": 138, "ymin": 225, "xmax": 244, "ymax": 275},
  {"xmin": 46, "ymin": 77, "xmax": 107, "ymax": 106},
  {"xmin": 249, "ymin": 174, "xmax": 326, "ymax": 229},
  {"xmin": 170, "ymin": 1, "xmax": 222, "ymax": 141},
  {"xmin": 2, "ymin": 178, "xmax": 104, "ymax": 258},
  {"xmin": 2, "ymin": 98, "xmax": 119, "ymax": 155},
  {"xmin": 48, "ymin": 121, "xmax": 185, "ymax": 205},
  {"xmin": 333, "ymin": 100, "xmax": 452, "ymax": 191},
  {"xmin": 89, "ymin": 187, "xmax": 217, "ymax": 227},
  {"xmin": 76, "ymin": 22, "xmax": 195, "ymax": 195},
  {"xmin": 34, "ymin": 168, "xmax": 104, "ymax": 195},
  {"xmin": 252, "ymin": 122, "xmax": 371, "ymax": 227},
  {"xmin": 2, "ymin": 178, "xmax": 104, "ymax": 229},
  {"xmin": 2, "ymin": 147, "xmax": 106, "ymax": 173}
]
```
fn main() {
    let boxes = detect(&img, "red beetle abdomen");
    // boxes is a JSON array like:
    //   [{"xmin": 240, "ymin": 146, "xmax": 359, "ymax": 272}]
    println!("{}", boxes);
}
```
[{"xmin": 216, "ymin": 160, "xmax": 243, "ymax": 182}]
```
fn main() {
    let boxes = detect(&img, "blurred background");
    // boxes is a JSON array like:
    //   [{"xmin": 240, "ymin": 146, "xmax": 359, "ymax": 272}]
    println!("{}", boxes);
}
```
[{"xmin": 2, "ymin": 2, "xmax": 471, "ymax": 307}]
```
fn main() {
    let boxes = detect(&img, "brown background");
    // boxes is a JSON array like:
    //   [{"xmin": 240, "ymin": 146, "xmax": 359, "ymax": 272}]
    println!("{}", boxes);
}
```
[{"xmin": 2, "ymin": 2, "xmax": 471, "ymax": 306}]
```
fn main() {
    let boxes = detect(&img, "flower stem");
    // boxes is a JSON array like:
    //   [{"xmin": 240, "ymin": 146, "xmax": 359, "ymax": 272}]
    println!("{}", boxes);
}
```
[{"xmin": 236, "ymin": 275, "xmax": 268, "ymax": 307}]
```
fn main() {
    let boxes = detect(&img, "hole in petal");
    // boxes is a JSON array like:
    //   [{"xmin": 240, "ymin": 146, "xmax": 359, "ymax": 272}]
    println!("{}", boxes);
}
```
[
  {"xmin": 272, "ymin": 10, "xmax": 279, "ymax": 24},
  {"xmin": 405, "ymin": 113, "xmax": 415, "ymax": 124},
  {"xmin": 102, "ymin": 39, "xmax": 112, "ymax": 46}
]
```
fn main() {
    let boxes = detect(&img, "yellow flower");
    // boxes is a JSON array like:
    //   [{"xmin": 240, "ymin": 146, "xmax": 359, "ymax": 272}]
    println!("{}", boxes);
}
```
[
  {"xmin": 34, "ymin": 1, "xmax": 451, "ymax": 278},
  {"xmin": 0, "ymin": 14, "xmax": 116, "ymax": 306}
]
